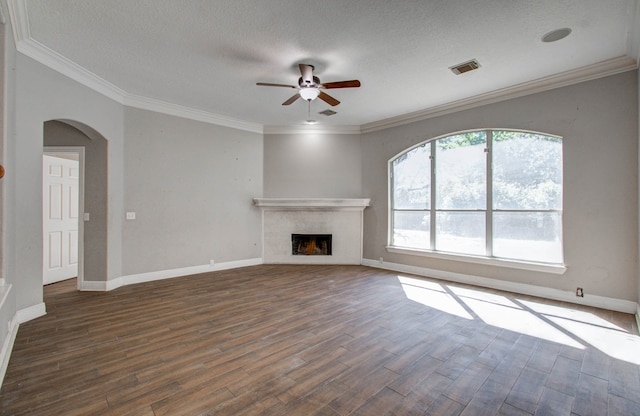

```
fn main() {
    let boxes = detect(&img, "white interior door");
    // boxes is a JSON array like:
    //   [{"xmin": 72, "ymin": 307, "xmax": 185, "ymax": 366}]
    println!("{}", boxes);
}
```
[{"xmin": 43, "ymin": 154, "xmax": 79, "ymax": 284}]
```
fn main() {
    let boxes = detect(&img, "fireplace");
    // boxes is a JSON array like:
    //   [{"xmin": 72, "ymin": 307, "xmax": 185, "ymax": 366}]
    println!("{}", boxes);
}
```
[
  {"xmin": 292, "ymin": 234, "xmax": 332, "ymax": 256},
  {"xmin": 253, "ymin": 198, "xmax": 370, "ymax": 264}
]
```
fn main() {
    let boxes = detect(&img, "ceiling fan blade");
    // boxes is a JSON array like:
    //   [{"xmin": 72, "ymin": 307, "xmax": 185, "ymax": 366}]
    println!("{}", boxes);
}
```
[
  {"xmin": 282, "ymin": 94, "xmax": 301, "ymax": 105},
  {"xmin": 321, "ymin": 80, "xmax": 361, "ymax": 89},
  {"xmin": 257, "ymin": 82, "xmax": 297, "ymax": 88},
  {"xmin": 299, "ymin": 64, "xmax": 314, "ymax": 84},
  {"xmin": 318, "ymin": 91, "xmax": 340, "ymax": 106}
]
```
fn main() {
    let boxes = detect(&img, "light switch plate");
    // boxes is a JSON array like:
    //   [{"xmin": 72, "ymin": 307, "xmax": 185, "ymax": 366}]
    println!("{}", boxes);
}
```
[{"xmin": 126, "ymin": 212, "xmax": 136, "ymax": 220}]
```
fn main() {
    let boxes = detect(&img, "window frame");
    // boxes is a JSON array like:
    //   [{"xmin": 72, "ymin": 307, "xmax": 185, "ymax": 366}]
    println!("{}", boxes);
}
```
[{"xmin": 388, "ymin": 129, "xmax": 566, "ymax": 274}]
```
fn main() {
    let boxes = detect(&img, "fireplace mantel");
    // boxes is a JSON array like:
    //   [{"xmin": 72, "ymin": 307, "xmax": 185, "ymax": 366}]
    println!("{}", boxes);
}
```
[{"xmin": 253, "ymin": 198, "xmax": 370, "ymax": 211}]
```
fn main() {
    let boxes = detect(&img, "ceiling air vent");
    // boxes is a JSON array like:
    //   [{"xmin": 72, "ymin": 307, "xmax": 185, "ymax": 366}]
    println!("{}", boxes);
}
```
[
  {"xmin": 449, "ymin": 59, "xmax": 481, "ymax": 75},
  {"xmin": 319, "ymin": 109, "xmax": 337, "ymax": 116}
]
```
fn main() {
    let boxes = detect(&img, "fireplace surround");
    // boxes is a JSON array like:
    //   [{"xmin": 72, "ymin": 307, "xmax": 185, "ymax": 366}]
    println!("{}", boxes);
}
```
[{"xmin": 253, "ymin": 198, "xmax": 370, "ymax": 264}]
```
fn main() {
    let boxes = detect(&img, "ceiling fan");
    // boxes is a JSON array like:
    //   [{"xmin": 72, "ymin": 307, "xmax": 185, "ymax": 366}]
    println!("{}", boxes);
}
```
[{"xmin": 257, "ymin": 64, "xmax": 361, "ymax": 106}]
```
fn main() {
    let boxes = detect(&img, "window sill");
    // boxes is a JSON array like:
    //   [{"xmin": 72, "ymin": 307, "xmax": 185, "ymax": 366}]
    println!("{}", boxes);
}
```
[{"xmin": 385, "ymin": 246, "xmax": 567, "ymax": 275}]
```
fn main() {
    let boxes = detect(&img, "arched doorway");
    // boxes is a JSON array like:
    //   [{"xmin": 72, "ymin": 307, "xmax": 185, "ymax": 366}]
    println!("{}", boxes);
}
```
[{"xmin": 43, "ymin": 120, "xmax": 108, "ymax": 290}]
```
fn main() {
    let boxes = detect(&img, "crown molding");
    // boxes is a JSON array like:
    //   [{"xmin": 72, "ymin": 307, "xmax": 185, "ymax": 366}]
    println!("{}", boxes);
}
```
[
  {"xmin": 6, "ymin": 0, "xmax": 639, "ymax": 137},
  {"xmin": 5, "ymin": 0, "xmax": 27, "ymax": 45},
  {"xmin": 627, "ymin": 0, "xmax": 640, "ymax": 64},
  {"xmin": 18, "ymin": 37, "xmax": 128, "ymax": 103},
  {"xmin": 263, "ymin": 124, "xmax": 361, "ymax": 135},
  {"xmin": 0, "ymin": 2, "xmax": 6, "ymax": 24},
  {"xmin": 123, "ymin": 94, "xmax": 263, "ymax": 133},
  {"xmin": 6, "ymin": 0, "xmax": 127, "ymax": 103},
  {"xmin": 5, "ymin": 0, "xmax": 263, "ymax": 133},
  {"xmin": 14, "ymin": 35, "xmax": 263, "ymax": 133},
  {"xmin": 361, "ymin": 56, "xmax": 638, "ymax": 134}
]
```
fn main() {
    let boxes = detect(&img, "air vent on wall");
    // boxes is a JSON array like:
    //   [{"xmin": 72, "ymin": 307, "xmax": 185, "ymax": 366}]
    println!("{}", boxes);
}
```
[
  {"xmin": 449, "ymin": 59, "xmax": 481, "ymax": 75},
  {"xmin": 319, "ymin": 109, "xmax": 337, "ymax": 116}
]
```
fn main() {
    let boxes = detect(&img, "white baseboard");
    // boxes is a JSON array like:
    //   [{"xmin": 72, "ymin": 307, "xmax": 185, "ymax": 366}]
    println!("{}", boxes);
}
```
[
  {"xmin": 15, "ymin": 302, "xmax": 46, "ymax": 323},
  {"xmin": 79, "ymin": 280, "xmax": 108, "ymax": 291},
  {"xmin": 1, "ymin": 303, "xmax": 46, "ymax": 388},
  {"xmin": 362, "ymin": 258, "xmax": 638, "ymax": 314},
  {"xmin": 0, "ymin": 315, "xmax": 19, "ymax": 389},
  {"xmin": 0, "ymin": 284, "xmax": 18, "ymax": 389},
  {"xmin": 80, "ymin": 258, "xmax": 264, "ymax": 291}
]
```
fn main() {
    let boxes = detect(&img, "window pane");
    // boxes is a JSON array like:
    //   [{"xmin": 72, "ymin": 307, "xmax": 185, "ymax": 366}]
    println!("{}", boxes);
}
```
[
  {"xmin": 493, "ymin": 131, "xmax": 562, "ymax": 210},
  {"xmin": 436, "ymin": 211, "xmax": 485, "ymax": 255},
  {"xmin": 389, "ymin": 129, "xmax": 563, "ymax": 265},
  {"xmin": 393, "ymin": 211, "xmax": 430, "ymax": 249},
  {"xmin": 493, "ymin": 212, "xmax": 562, "ymax": 263},
  {"xmin": 435, "ymin": 132, "xmax": 486, "ymax": 209},
  {"xmin": 392, "ymin": 144, "xmax": 431, "ymax": 209}
]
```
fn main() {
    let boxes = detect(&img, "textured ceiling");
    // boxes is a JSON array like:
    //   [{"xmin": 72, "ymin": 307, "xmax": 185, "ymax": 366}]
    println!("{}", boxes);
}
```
[{"xmin": 18, "ymin": 0, "xmax": 639, "ymax": 129}]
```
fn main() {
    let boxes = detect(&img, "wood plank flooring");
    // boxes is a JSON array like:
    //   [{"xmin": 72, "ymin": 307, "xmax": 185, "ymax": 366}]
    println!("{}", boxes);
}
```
[{"xmin": 1, "ymin": 264, "xmax": 639, "ymax": 415}]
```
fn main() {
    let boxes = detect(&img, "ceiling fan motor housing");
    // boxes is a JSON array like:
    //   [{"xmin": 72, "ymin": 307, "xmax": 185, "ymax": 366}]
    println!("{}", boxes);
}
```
[{"xmin": 299, "ymin": 76, "xmax": 320, "ymax": 87}]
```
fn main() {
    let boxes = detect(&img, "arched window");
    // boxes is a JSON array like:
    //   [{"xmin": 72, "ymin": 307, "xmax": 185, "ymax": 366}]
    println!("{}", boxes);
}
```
[{"xmin": 390, "ymin": 129, "xmax": 563, "ymax": 265}]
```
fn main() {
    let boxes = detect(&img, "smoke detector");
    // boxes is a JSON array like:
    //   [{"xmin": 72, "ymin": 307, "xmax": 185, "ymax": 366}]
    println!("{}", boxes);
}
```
[
  {"xmin": 449, "ymin": 59, "xmax": 481, "ymax": 75},
  {"xmin": 541, "ymin": 28, "xmax": 571, "ymax": 43}
]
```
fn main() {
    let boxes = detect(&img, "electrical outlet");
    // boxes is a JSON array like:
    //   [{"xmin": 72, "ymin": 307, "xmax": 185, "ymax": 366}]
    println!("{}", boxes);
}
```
[
  {"xmin": 379, "ymin": 257, "xmax": 384, "ymax": 263},
  {"xmin": 209, "ymin": 259, "xmax": 215, "ymax": 266},
  {"xmin": 576, "ymin": 287, "xmax": 584, "ymax": 297}
]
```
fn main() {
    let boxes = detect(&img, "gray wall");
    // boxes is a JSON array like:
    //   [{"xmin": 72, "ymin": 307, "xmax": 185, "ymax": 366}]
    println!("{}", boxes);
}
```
[
  {"xmin": 122, "ymin": 107, "xmax": 263, "ymax": 275},
  {"xmin": 0, "ymin": 13, "xmax": 17, "ymax": 369},
  {"xmin": 0, "ymin": 19, "xmax": 5, "ymax": 280},
  {"xmin": 263, "ymin": 133, "xmax": 362, "ymax": 197},
  {"xmin": 43, "ymin": 120, "xmax": 108, "ymax": 282},
  {"xmin": 362, "ymin": 71, "xmax": 639, "ymax": 301},
  {"xmin": 11, "ymin": 54, "xmax": 125, "ymax": 310}
]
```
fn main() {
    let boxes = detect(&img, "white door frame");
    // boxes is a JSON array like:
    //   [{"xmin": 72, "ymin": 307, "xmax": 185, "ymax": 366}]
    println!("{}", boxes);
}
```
[{"xmin": 43, "ymin": 146, "xmax": 85, "ymax": 290}]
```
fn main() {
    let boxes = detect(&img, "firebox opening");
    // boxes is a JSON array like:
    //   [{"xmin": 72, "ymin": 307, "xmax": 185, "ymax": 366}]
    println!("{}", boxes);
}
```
[{"xmin": 292, "ymin": 234, "xmax": 332, "ymax": 256}]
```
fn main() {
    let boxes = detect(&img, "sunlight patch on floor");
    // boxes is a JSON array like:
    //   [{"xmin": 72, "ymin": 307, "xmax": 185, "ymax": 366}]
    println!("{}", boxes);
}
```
[
  {"xmin": 518, "ymin": 299, "xmax": 640, "ymax": 365},
  {"xmin": 518, "ymin": 299, "xmax": 625, "ymax": 331},
  {"xmin": 398, "ymin": 277, "xmax": 473, "ymax": 319},
  {"xmin": 459, "ymin": 296, "xmax": 584, "ymax": 349},
  {"xmin": 546, "ymin": 316, "xmax": 640, "ymax": 364},
  {"xmin": 395, "ymin": 275, "xmax": 640, "ymax": 356},
  {"xmin": 449, "ymin": 286, "xmax": 521, "ymax": 308}
]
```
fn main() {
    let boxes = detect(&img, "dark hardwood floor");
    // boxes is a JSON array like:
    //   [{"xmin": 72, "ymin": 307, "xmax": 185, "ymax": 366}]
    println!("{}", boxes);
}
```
[{"xmin": 1, "ymin": 265, "xmax": 639, "ymax": 415}]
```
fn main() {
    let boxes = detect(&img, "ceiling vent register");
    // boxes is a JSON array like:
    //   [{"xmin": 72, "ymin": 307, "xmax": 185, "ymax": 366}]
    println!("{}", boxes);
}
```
[{"xmin": 449, "ymin": 59, "xmax": 481, "ymax": 75}]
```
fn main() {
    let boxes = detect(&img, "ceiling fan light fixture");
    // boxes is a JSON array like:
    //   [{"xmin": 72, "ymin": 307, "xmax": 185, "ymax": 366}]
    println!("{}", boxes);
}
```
[{"xmin": 299, "ymin": 87, "xmax": 320, "ymax": 101}]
